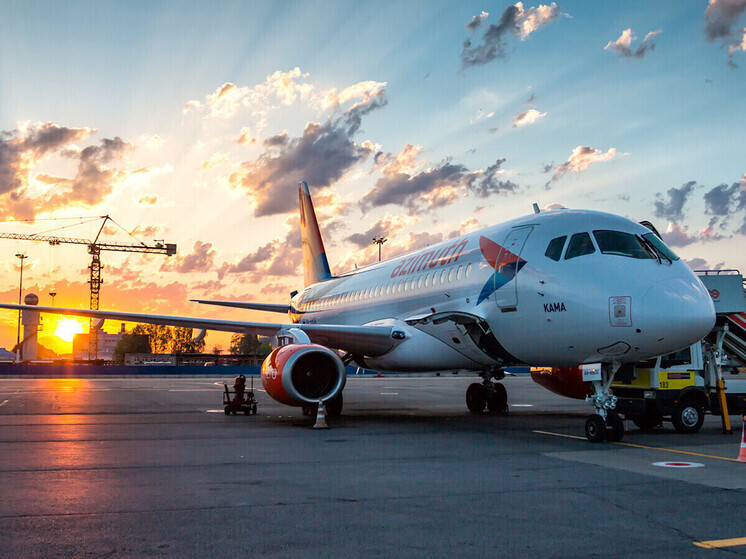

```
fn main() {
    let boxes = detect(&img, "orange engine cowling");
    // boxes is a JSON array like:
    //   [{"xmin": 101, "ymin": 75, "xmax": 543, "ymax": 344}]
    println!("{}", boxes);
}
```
[
  {"xmin": 261, "ymin": 344, "xmax": 346, "ymax": 406},
  {"xmin": 530, "ymin": 366, "xmax": 594, "ymax": 400}
]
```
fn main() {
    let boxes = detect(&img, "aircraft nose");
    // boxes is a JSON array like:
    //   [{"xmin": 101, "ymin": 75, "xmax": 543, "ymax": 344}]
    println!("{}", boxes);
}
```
[{"xmin": 640, "ymin": 278, "xmax": 715, "ymax": 350}]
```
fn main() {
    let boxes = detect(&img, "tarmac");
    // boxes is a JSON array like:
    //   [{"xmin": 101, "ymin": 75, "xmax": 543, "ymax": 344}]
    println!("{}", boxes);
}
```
[{"xmin": 1, "ymin": 374, "xmax": 745, "ymax": 558}]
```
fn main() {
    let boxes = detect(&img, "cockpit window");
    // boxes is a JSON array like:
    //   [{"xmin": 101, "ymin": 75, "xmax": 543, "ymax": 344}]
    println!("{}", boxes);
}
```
[
  {"xmin": 642, "ymin": 233, "xmax": 680, "ymax": 261},
  {"xmin": 564, "ymin": 232, "xmax": 596, "ymax": 260},
  {"xmin": 544, "ymin": 236, "xmax": 567, "ymax": 261},
  {"xmin": 593, "ymin": 230, "xmax": 654, "ymax": 259}
]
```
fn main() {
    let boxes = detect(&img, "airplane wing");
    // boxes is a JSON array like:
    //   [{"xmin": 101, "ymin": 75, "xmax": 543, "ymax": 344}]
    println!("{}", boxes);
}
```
[
  {"xmin": 0, "ymin": 304, "xmax": 397, "ymax": 356},
  {"xmin": 190, "ymin": 299, "xmax": 290, "ymax": 313}
]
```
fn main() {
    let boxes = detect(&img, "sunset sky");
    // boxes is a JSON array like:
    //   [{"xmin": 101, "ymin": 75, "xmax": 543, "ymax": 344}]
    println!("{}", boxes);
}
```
[{"xmin": 1, "ymin": 1, "xmax": 745, "ymax": 355}]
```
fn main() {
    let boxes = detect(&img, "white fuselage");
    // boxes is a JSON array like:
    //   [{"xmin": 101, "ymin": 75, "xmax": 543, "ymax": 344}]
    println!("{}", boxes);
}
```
[{"xmin": 289, "ymin": 210, "xmax": 715, "ymax": 373}]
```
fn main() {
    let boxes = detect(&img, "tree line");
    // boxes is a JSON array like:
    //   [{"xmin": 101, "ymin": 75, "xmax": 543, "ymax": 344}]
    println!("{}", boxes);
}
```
[{"xmin": 112, "ymin": 325, "xmax": 270, "ymax": 364}]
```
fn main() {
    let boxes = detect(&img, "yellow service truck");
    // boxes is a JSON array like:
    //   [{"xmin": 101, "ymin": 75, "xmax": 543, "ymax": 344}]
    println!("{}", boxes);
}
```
[{"xmin": 612, "ymin": 341, "xmax": 746, "ymax": 433}]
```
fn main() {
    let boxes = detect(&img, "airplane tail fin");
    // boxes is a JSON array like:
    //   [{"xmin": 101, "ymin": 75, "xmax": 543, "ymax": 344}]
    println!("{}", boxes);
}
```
[{"xmin": 299, "ymin": 180, "xmax": 332, "ymax": 286}]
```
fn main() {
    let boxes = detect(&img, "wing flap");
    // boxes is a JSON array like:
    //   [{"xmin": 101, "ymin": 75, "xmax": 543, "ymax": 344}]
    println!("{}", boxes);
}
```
[{"xmin": 0, "ymin": 304, "xmax": 396, "ymax": 357}]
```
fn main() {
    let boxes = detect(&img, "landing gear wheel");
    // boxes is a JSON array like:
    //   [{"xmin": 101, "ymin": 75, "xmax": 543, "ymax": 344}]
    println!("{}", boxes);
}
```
[
  {"xmin": 326, "ymin": 393, "xmax": 343, "ymax": 417},
  {"xmin": 224, "ymin": 406, "xmax": 230, "ymax": 416},
  {"xmin": 632, "ymin": 412, "xmax": 660, "ymax": 431},
  {"xmin": 671, "ymin": 399, "xmax": 704, "ymax": 434},
  {"xmin": 252, "ymin": 404, "xmax": 257, "ymax": 415},
  {"xmin": 605, "ymin": 413, "xmax": 624, "ymax": 442},
  {"xmin": 466, "ymin": 383, "xmax": 488, "ymax": 415},
  {"xmin": 585, "ymin": 414, "xmax": 606, "ymax": 443},
  {"xmin": 487, "ymin": 383, "xmax": 508, "ymax": 414}
]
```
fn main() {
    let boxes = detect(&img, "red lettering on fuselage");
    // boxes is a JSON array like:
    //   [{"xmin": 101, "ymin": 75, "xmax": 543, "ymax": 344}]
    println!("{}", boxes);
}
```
[{"xmin": 390, "ymin": 239, "xmax": 469, "ymax": 279}]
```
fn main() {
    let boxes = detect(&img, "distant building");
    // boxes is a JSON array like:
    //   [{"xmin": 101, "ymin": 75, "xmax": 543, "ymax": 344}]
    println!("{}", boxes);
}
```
[
  {"xmin": 73, "ymin": 323, "xmax": 127, "ymax": 362},
  {"xmin": 0, "ymin": 348, "xmax": 15, "ymax": 362},
  {"xmin": 124, "ymin": 353, "xmax": 267, "ymax": 366}
]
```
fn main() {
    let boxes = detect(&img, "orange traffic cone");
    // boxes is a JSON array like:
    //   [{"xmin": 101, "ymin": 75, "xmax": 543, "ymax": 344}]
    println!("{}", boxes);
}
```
[
  {"xmin": 737, "ymin": 416, "xmax": 746, "ymax": 463},
  {"xmin": 313, "ymin": 400, "xmax": 329, "ymax": 429}
]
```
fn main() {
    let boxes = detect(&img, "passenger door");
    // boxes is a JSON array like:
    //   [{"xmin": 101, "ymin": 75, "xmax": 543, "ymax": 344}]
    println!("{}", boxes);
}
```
[{"xmin": 495, "ymin": 226, "xmax": 533, "ymax": 310}]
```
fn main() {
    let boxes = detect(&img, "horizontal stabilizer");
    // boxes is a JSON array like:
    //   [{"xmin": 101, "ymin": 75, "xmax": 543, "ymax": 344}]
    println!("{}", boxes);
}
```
[{"xmin": 191, "ymin": 299, "xmax": 290, "ymax": 313}]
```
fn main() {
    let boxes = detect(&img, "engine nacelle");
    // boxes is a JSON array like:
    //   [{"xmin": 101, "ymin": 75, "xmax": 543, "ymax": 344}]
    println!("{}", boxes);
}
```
[
  {"xmin": 261, "ymin": 344, "xmax": 346, "ymax": 406},
  {"xmin": 530, "ymin": 366, "xmax": 594, "ymax": 400}
]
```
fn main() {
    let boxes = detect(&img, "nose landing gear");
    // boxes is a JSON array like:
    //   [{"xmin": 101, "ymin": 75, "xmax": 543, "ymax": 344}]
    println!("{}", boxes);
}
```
[
  {"xmin": 585, "ymin": 362, "xmax": 625, "ymax": 443},
  {"xmin": 466, "ymin": 369, "xmax": 509, "ymax": 415}
]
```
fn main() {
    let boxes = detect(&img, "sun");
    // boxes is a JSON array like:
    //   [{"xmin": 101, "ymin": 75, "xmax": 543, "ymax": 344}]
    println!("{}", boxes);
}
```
[{"xmin": 54, "ymin": 317, "xmax": 85, "ymax": 342}]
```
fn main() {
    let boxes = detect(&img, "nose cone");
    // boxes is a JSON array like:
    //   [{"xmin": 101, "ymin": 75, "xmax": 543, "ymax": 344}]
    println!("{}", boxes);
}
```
[{"xmin": 640, "ymin": 277, "xmax": 715, "ymax": 352}]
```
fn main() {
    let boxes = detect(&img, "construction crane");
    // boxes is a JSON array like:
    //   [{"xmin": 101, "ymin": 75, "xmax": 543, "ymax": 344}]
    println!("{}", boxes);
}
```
[{"xmin": 1, "ymin": 215, "xmax": 176, "ymax": 360}]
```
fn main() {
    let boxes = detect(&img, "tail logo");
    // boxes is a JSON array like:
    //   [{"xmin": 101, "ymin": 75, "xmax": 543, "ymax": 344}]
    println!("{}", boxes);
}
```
[{"xmin": 477, "ymin": 236, "xmax": 527, "ymax": 305}]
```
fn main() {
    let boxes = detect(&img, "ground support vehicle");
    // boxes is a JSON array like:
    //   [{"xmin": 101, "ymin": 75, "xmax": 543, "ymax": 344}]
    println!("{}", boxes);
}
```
[
  {"xmin": 223, "ymin": 376, "xmax": 258, "ymax": 416},
  {"xmin": 613, "ymin": 271, "xmax": 746, "ymax": 433}
]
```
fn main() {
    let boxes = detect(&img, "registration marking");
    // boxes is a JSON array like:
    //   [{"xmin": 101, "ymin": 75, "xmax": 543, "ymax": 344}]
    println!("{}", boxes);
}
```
[
  {"xmin": 694, "ymin": 537, "xmax": 746, "ymax": 549},
  {"xmin": 533, "ymin": 430, "xmax": 738, "ymax": 461}
]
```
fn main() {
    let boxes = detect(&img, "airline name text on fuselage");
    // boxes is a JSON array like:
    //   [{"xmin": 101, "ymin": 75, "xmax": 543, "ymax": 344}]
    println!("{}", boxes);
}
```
[{"xmin": 390, "ymin": 239, "xmax": 469, "ymax": 279}]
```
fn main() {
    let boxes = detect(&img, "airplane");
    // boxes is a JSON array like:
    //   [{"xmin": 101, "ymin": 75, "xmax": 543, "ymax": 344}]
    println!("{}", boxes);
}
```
[{"xmin": 0, "ymin": 181, "xmax": 715, "ymax": 442}]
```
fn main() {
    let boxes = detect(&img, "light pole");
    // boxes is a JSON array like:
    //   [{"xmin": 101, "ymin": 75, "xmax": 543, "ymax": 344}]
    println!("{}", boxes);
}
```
[
  {"xmin": 49, "ymin": 287, "xmax": 56, "ymax": 306},
  {"xmin": 15, "ymin": 253, "xmax": 27, "ymax": 362},
  {"xmin": 372, "ymin": 235, "xmax": 387, "ymax": 262}
]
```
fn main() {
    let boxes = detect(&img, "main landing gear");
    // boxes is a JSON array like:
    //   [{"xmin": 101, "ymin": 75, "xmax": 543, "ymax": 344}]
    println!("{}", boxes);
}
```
[
  {"xmin": 466, "ymin": 369, "xmax": 509, "ymax": 415},
  {"xmin": 584, "ymin": 362, "xmax": 624, "ymax": 443}
]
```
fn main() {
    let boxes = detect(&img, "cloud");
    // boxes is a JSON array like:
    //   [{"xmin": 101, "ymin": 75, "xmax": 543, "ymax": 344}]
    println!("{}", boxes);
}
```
[
  {"xmin": 683, "ymin": 257, "xmax": 724, "ymax": 270},
  {"xmin": 42, "ymin": 137, "xmax": 131, "ymax": 209},
  {"xmin": 345, "ymin": 215, "xmax": 418, "ymax": 249},
  {"xmin": 230, "ymin": 88, "xmax": 386, "ymax": 217},
  {"xmin": 466, "ymin": 11, "xmax": 489, "ymax": 31},
  {"xmin": 604, "ymin": 28, "xmax": 661, "ymax": 59},
  {"xmin": 704, "ymin": 0, "xmax": 746, "ymax": 65},
  {"xmin": 512, "ymin": 108, "xmax": 547, "ymax": 127},
  {"xmin": 663, "ymin": 222, "xmax": 697, "ymax": 247},
  {"xmin": 138, "ymin": 195, "xmax": 158, "ymax": 206},
  {"xmin": 161, "ymin": 241, "xmax": 216, "ymax": 273},
  {"xmin": 461, "ymin": 2, "xmax": 562, "ymax": 68},
  {"xmin": 703, "ymin": 179, "xmax": 746, "ymax": 233},
  {"xmin": 546, "ymin": 146, "xmax": 621, "ymax": 187},
  {"xmin": 183, "ymin": 68, "xmax": 315, "ymax": 119},
  {"xmin": 218, "ymin": 217, "xmax": 302, "ymax": 280},
  {"xmin": 198, "ymin": 153, "xmax": 228, "ymax": 170},
  {"xmin": 653, "ymin": 181, "xmax": 696, "ymax": 221},
  {"xmin": 360, "ymin": 152, "xmax": 517, "ymax": 214},
  {"xmin": 0, "ymin": 122, "xmax": 94, "ymax": 195}
]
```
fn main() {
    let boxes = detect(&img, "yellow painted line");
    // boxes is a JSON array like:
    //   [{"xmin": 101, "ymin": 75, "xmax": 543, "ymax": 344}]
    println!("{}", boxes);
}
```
[
  {"xmin": 533, "ymin": 430, "xmax": 738, "ymax": 462},
  {"xmin": 533, "ymin": 430, "xmax": 586, "ymax": 441},
  {"xmin": 694, "ymin": 537, "xmax": 746, "ymax": 549}
]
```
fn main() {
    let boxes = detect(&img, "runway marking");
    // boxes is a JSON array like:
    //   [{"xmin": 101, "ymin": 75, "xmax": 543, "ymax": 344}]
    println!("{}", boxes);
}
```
[
  {"xmin": 380, "ymin": 392, "xmax": 399, "ymax": 395},
  {"xmin": 652, "ymin": 461, "xmax": 704, "ymax": 468},
  {"xmin": 694, "ymin": 537, "xmax": 746, "ymax": 549},
  {"xmin": 510, "ymin": 404, "xmax": 533, "ymax": 407},
  {"xmin": 533, "ymin": 430, "xmax": 739, "ymax": 462}
]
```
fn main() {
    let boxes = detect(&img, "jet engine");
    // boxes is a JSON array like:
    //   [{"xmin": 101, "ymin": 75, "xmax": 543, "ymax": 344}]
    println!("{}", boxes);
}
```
[
  {"xmin": 530, "ymin": 366, "xmax": 593, "ymax": 400},
  {"xmin": 261, "ymin": 344, "xmax": 346, "ymax": 406}
]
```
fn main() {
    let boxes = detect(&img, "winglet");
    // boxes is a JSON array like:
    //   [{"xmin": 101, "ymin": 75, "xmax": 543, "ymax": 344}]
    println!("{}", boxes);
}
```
[{"xmin": 299, "ymin": 181, "xmax": 332, "ymax": 286}]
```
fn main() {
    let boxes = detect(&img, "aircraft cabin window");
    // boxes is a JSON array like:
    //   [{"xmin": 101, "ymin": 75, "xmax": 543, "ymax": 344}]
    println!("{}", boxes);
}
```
[
  {"xmin": 465, "ymin": 263, "xmax": 472, "ymax": 278},
  {"xmin": 410, "ymin": 278, "xmax": 416, "ymax": 291},
  {"xmin": 448, "ymin": 267, "xmax": 455, "ymax": 282},
  {"xmin": 456, "ymin": 266, "xmax": 462, "ymax": 281},
  {"xmin": 424, "ymin": 274, "xmax": 430, "ymax": 287},
  {"xmin": 593, "ymin": 230, "xmax": 653, "ymax": 259},
  {"xmin": 545, "ymin": 236, "xmax": 567, "ymax": 261},
  {"xmin": 440, "ymin": 269, "xmax": 447, "ymax": 284},
  {"xmin": 417, "ymin": 275, "xmax": 423, "ymax": 289},
  {"xmin": 564, "ymin": 232, "xmax": 596, "ymax": 260}
]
